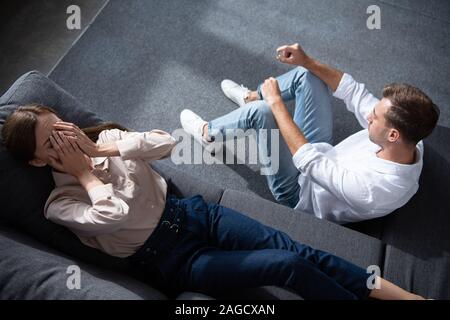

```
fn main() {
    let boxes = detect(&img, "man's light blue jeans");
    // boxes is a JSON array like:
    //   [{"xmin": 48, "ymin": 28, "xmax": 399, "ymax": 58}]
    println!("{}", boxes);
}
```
[{"xmin": 209, "ymin": 67, "xmax": 333, "ymax": 208}]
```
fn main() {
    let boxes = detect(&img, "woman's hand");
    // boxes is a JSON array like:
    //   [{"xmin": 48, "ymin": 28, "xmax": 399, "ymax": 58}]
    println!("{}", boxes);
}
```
[
  {"xmin": 276, "ymin": 43, "xmax": 312, "ymax": 67},
  {"xmin": 53, "ymin": 121, "xmax": 100, "ymax": 157},
  {"xmin": 49, "ymin": 130, "xmax": 93, "ymax": 178}
]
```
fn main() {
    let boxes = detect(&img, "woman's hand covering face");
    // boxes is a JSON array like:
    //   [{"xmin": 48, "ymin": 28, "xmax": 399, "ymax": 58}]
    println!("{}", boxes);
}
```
[
  {"xmin": 49, "ymin": 130, "xmax": 93, "ymax": 177},
  {"xmin": 53, "ymin": 121, "xmax": 100, "ymax": 157}
]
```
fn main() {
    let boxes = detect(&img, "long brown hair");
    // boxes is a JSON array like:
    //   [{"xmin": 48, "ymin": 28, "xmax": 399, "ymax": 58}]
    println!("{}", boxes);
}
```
[{"xmin": 1, "ymin": 104, "xmax": 129, "ymax": 161}]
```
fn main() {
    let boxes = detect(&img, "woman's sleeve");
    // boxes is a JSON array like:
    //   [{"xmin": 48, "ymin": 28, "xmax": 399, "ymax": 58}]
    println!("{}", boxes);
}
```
[
  {"xmin": 44, "ymin": 184, "xmax": 130, "ymax": 237},
  {"xmin": 99, "ymin": 129, "xmax": 177, "ymax": 162}
]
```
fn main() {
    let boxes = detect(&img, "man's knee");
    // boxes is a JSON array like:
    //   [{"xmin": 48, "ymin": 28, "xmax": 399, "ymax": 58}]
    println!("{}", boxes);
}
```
[
  {"xmin": 290, "ymin": 67, "xmax": 327, "ymax": 96},
  {"xmin": 302, "ymin": 69, "xmax": 330, "ymax": 94},
  {"xmin": 294, "ymin": 66, "xmax": 308, "ymax": 75}
]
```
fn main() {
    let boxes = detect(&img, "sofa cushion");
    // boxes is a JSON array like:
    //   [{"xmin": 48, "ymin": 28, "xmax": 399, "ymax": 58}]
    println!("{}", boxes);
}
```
[
  {"xmin": 382, "ymin": 245, "xmax": 450, "ymax": 300},
  {"xmin": 219, "ymin": 189, "xmax": 385, "ymax": 299},
  {"xmin": 0, "ymin": 225, "xmax": 167, "ymax": 300},
  {"xmin": 152, "ymin": 161, "xmax": 224, "ymax": 204},
  {"xmin": 0, "ymin": 71, "xmax": 104, "ymax": 127}
]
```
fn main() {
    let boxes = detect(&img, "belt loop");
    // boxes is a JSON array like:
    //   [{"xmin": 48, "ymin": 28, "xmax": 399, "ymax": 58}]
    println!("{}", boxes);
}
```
[
  {"xmin": 161, "ymin": 220, "xmax": 171, "ymax": 229},
  {"xmin": 170, "ymin": 224, "xmax": 179, "ymax": 234}
]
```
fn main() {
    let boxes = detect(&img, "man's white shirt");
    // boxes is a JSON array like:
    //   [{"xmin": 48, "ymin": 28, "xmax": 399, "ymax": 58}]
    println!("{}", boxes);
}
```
[{"xmin": 293, "ymin": 73, "xmax": 423, "ymax": 224}]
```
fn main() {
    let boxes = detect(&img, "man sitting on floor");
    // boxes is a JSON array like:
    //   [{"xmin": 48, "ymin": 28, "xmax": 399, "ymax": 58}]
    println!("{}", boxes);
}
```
[{"xmin": 180, "ymin": 43, "xmax": 439, "ymax": 224}]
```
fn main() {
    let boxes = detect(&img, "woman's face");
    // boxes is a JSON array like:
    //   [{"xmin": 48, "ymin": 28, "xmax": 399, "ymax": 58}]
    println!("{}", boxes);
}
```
[{"xmin": 29, "ymin": 112, "xmax": 63, "ymax": 167}]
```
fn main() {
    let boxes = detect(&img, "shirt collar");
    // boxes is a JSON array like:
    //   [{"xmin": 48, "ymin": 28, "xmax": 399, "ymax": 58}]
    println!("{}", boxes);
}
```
[
  {"xmin": 92, "ymin": 156, "xmax": 107, "ymax": 166},
  {"xmin": 368, "ymin": 144, "xmax": 423, "ymax": 175}
]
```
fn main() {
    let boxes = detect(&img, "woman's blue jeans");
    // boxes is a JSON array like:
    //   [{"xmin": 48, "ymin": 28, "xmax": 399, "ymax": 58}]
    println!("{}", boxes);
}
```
[
  {"xmin": 209, "ymin": 67, "xmax": 333, "ymax": 208},
  {"xmin": 129, "ymin": 195, "xmax": 370, "ymax": 300}
]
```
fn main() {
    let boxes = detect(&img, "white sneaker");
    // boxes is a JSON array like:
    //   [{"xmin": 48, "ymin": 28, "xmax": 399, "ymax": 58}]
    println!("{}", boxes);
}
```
[
  {"xmin": 221, "ymin": 79, "xmax": 250, "ymax": 108},
  {"xmin": 180, "ymin": 109, "xmax": 222, "ymax": 155}
]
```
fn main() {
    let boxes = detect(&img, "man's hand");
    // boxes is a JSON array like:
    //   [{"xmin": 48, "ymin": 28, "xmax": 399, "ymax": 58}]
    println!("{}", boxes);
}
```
[
  {"xmin": 261, "ymin": 77, "xmax": 309, "ymax": 155},
  {"xmin": 276, "ymin": 43, "xmax": 312, "ymax": 67},
  {"xmin": 53, "ymin": 121, "xmax": 100, "ymax": 157},
  {"xmin": 49, "ymin": 130, "xmax": 93, "ymax": 178},
  {"xmin": 277, "ymin": 42, "xmax": 343, "ymax": 92},
  {"xmin": 261, "ymin": 77, "xmax": 283, "ymax": 107}
]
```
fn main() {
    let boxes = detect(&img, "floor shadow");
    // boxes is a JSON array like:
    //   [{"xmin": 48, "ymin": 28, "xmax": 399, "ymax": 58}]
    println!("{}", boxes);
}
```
[{"xmin": 221, "ymin": 143, "xmax": 274, "ymax": 201}]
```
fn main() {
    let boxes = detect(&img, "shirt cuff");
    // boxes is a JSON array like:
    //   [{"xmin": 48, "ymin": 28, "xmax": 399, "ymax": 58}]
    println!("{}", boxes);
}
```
[
  {"xmin": 333, "ymin": 73, "xmax": 353, "ymax": 99},
  {"xmin": 87, "ymin": 183, "xmax": 115, "ymax": 204},
  {"xmin": 292, "ymin": 143, "xmax": 319, "ymax": 172},
  {"xmin": 115, "ymin": 138, "xmax": 139, "ymax": 160}
]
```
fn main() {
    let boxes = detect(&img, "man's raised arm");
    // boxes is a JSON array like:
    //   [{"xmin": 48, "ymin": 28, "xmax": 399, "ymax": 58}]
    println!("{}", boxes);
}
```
[
  {"xmin": 277, "ymin": 43, "xmax": 379, "ymax": 129},
  {"xmin": 276, "ymin": 43, "xmax": 343, "ymax": 92}
]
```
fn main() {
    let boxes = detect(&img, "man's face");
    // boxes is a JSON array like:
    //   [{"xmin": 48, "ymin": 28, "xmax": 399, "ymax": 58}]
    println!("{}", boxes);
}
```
[
  {"xmin": 29, "ymin": 112, "xmax": 62, "ymax": 167},
  {"xmin": 367, "ymin": 98, "xmax": 396, "ymax": 146}
]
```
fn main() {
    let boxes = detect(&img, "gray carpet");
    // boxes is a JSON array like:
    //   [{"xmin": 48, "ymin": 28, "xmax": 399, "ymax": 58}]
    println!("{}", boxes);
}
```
[
  {"xmin": 48, "ymin": 0, "xmax": 450, "ymax": 202},
  {"xmin": 0, "ymin": 0, "xmax": 107, "ymax": 95}
]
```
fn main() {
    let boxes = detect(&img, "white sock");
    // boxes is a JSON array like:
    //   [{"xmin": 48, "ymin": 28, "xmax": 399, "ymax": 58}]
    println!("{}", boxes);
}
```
[{"xmin": 243, "ymin": 90, "xmax": 250, "ymax": 103}]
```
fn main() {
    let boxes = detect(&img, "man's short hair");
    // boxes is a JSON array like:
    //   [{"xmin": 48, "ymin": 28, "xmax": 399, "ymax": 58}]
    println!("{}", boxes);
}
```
[{"xmin": 383, "ymin": 83, "xmax": 440, "ymax": 144}]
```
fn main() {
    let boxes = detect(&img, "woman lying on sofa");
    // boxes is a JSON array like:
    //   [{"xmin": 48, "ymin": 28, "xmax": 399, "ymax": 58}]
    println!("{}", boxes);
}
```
[{"xmin": 1, "ymin": 104, "xmax": 425, "ymax": 300}]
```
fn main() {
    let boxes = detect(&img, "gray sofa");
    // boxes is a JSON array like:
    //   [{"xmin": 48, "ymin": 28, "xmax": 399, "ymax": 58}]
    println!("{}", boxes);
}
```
[{"xmin": 0, "ymin": 71, "xmax": 449, "ymax": 299}]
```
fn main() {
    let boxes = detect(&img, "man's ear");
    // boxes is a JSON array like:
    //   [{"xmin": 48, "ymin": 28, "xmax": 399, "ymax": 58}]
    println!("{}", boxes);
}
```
[
  {"xmin": 387, "ymin": 128, "xmax": 400, "ymax": 143},
  {"xmin": 28, "ymin": 158, "xmax": 47, "ymax": 167}
]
